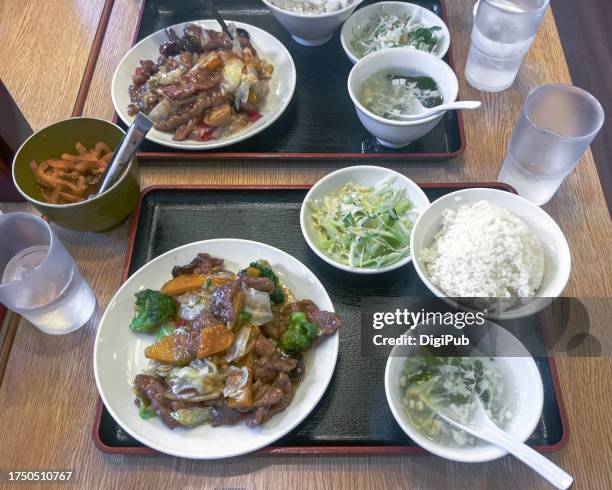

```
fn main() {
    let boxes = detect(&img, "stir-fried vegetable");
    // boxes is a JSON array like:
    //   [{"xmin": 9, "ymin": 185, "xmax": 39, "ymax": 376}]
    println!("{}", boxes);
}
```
[
  {"xmin": 242, "ymin": 289, "xmax": 274, "ymax": 326},
  {"xmin": 129, "ymin": 289, "xmax": 177, "ymax": 333},
  {"xmin": 170, "ymin": 407, "xmax": 213, "ymax": 427},
  {"xmin": 137, "ymin": 397, "xmax": 156, "ymax": 420},
  {"xmin": 351, "ymin": 13, "xmax": 442, "ymax": 58},
  {"xmin": 280, "ymin": 312, "xmax": 317, "ymax": 353},
  {"xmin": 310, "ymin": 178, "xmax": 418, "ymax": 268},
  {"xmin": 130, "ymin": 252, "xmax": 343, "ymax": 431}
]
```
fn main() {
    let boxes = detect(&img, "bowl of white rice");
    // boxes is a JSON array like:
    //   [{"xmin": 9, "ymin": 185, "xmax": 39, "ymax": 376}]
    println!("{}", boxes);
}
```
[
  {"xmin": 410, "ymin": 188, "xmax": 571, "ymax": 319},
  {"xmin": 261, "ymin": 0, "xmax": 363, "ymax": 46}
]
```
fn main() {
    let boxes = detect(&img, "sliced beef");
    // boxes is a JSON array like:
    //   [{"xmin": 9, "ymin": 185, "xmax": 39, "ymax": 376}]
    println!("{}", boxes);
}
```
[
  {"xmin": 211, "ymin": 280, "xmax": 240, "ymax": 323},
  {"xmin": 159, "ymin": 28, "xmax": 183, "ymax": 57},
  {"xmin": 211, "ymin": 401, "xmax": 244, "ymax": 427},
  {"xmin": 172, "ymin": 117, "xmax": 198, "ymax": 141},
  {"xmin": 192, "ymin": 310, "xmax": 219, "ymax": 329},
  {"xmin": 160, "ymin": 68, "xmax": 222, "ymax": 100},
  {"xmin": 290, "ymin": 300, "xmax": 342, "ymax": 337},
  {"xmin": 254, "ymin": 337, "xmax": 276, "ymax": 356},
  {"xmin": 253, "ymin": 382, "xmax": 283, "ymax": 407},
  {"xmin": 240, "ymin": 274, "xmax": 274, "ymax": 293},
  {"xmin": 242, "ymin": 406, "xmax": 268, "ymax": 428},
  {"xmin": 247, "ymin": 374, "xmax": 293, "ymax": 425},
  {"xmin": 133, "ymin": 374, "xmax": 183, "ymax": 429},
  {"xmin": 132, "ymin": 59, "xmax": 158, "ymax": 87},
  {"xmin": 261, "ymin": 373, "xmax": 293, "ymax": 422},
  {"xmin": 183, "ymin": 24, "xmax": 233, "ymax": 52},
  {"xmin": 260, "ymin": 314, "xmax": 288, "ymax": 340},
  {"xmin": 253, "ymin": 353, "xmax": 297, "ymax": 383},
  {"xmin": 171, "ymin": 253, "xmax": 224, "ymax": 277},
  {"xmin": 271, "ymin": 373, "xmax": 292, "ymax": 412},
  {"xmin": 316, "ymin": 309, "xmax": 343, "ymax": 336}
]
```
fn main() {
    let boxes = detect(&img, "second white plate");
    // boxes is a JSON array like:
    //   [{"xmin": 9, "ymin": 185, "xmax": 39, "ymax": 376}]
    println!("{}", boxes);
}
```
[
  {"xmin": 94, "ymin": 239, "xmax": 339, "ymax": 459},
  {"xmin": 111, "ymin": 20, "xmax": 296, "ymax": 150}
]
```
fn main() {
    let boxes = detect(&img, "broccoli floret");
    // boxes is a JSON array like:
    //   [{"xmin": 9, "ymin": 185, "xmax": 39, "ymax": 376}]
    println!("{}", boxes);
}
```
[
  {"xmin": 129, "ymin": 289, "xmax": 176, "ymax": 333},
  {"xmin": 279, "ymin": 311, "xmax": 317, "ymax": 353},
  {"xmin": 269, "ymin": 287, "xmax": 285, "ymax": 305}
]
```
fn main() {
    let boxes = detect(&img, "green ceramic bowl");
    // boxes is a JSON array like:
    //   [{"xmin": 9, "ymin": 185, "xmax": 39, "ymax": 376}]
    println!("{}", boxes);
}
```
[{"xmin": 12, "ymin": 117, "xmax": 139, "ymax": 232}]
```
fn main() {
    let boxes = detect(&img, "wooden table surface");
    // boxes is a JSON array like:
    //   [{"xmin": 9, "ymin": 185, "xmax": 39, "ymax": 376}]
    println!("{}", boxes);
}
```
[{"xmin": 1, "ymin": 0, "xmax": 611, "ymax": 488}]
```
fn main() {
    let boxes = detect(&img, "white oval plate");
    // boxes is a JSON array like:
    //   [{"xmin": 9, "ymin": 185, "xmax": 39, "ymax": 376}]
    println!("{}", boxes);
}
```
[
  {"xmin": 111, "ymin": 21, "xmax": 296, "ymax": 150},
  {"xmin": 93, "ymin": 239, "xmax": 339, "ymax": 459}
]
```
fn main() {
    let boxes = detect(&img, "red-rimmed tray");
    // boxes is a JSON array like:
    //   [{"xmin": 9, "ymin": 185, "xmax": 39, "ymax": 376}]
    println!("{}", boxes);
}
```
[
  {"xmin": 110, "ymin": 0, "xmax": 465, "ymax": 160},
  {"xmin": 92, "ymin": 183, "xmax": 569, "ymax": 455}
]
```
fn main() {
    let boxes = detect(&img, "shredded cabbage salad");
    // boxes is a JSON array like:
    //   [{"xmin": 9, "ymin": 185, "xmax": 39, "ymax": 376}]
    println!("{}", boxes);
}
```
[
  {"xmin": 310, "ymin": 178, "xmax": 418, "ymax": 268},
  {"xmin": 351, "ymin": 13, "xmax": 442, "ymax": 58}
]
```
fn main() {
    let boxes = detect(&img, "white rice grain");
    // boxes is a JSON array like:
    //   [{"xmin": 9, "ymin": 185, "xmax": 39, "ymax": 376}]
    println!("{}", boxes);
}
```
[{"xmin": 421, "ymin": 200, "xmax": 544, "ymax": 298}]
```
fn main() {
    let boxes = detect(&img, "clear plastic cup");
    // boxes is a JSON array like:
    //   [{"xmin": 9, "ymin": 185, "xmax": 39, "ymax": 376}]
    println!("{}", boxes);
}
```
[
  {"xmin": 498, "ymin": 84, "xmax": 605, "ymax": 205},
  {"xmin": 465, "ymin": 0, "xmax": 550, "ymax": 92},
  {"xmin": 0, "ymin": 212, "xmax": 96, "ymax": 334}
]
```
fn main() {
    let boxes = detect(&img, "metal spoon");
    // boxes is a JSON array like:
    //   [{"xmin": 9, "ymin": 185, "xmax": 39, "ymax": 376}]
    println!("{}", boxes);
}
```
[
  {"xmin": 203, "ymin": 0, "xmax": 233, "ymax": 40},
  {"xmin": 399, "ymin": 100, "xmax": 482, "ymax": 120},
  {"xmin": 428, "ymin": 397, "xmax": 573, "ymax": 489},
  {"xmin": 94, "ymin": 113, "xmax": 153, "ymax": 196}
]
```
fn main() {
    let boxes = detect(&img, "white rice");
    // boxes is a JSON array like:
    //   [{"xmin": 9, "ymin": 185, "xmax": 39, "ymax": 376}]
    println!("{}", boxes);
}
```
[
  {"xmin": 269, "ymin": 0, "xmax": 353, "ymax": 14},
  {"xmin": 421, "ymin": 200, "xmax": 545, "ymax": 298}
]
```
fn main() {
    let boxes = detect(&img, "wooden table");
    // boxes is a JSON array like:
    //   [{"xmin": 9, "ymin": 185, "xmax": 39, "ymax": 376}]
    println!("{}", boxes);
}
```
[{"xmin": 1, "ymin": 1, "xmax": 611, "ymax": 488}]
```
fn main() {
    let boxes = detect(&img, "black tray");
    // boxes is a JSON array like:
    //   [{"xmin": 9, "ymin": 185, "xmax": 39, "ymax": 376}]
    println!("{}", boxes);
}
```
[
  {"xmin": 93, "ymin": 184, "xmax": 568, "ymax": 455},
  {"xmin": 118, "ymin": 0, "xmax": 465, "ymax": 159}
]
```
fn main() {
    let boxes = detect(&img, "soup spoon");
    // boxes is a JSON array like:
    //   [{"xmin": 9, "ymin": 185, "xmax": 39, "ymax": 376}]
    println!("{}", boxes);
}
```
[
  {"xmin": 427, "ymin": 397, "xmax": 573, "ymax": 489},
  {"xmin": 400, "ymin": 100, "xmax": 482, "ymax": 120}
]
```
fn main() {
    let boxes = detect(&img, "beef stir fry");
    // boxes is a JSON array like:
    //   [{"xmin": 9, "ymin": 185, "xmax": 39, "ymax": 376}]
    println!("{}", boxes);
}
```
[
  {"xmin": 130, "ymin": 254, "xmax": 342, "ymax": 430},
  {"xmin": 128, "ymin": 23, "xmax": 274, "ymax": 142}
]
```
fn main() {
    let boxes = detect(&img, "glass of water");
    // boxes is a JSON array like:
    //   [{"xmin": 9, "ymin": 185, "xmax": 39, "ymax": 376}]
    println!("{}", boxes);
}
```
[
  {"xmin": 498, "ymin": 84, "xmax": 604, "ymax": 205},
  {"xmin": 0, "ymin": 212, "xmax": 96, "ymax": 334},
  {"xmin": 465, "ymin": 0, "xmax": 549, "ymax": 92}
]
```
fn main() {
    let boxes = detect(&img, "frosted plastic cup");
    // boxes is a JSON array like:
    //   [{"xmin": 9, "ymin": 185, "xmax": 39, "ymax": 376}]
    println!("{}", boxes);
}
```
[
  {"xmin": 498, "ymin": 84, "xmax": 605, "ymax": 205},
  {"xmin": 0, "ymin": 212, "xmax": 96, "ymax": 334},
  {"xmin": 465, "ymin": 0, "xmax": 550, "ymax": 92}
]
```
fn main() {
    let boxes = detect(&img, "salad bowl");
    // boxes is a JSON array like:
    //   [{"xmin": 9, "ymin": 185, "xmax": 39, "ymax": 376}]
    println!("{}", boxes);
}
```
[
  {"xmin": 341, "ymin": 1, "xmax": 451, "ymax": 64},
  {"xmin": 300, "ymin": 165, "xmax": 430, "ymax": 274}
]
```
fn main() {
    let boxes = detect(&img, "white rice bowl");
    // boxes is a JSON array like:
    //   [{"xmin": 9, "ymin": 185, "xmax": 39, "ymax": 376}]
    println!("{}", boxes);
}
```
[
  {"xmin": 420, "ymin": 200, "xmax": 544, "ymax": 299},
  {"xmin": 269, "ymin": 0, "xmax": 355, "ymax": 14}
]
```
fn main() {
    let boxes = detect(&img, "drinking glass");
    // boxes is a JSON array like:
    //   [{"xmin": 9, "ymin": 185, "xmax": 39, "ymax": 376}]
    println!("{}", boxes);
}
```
[
  {"xmin": 465, "ymin": 0, "xmax": 549, "ymax": 92},
  {"xmin": 0, "ymin": 212, "xmax": 96, "ymax": 334},
  {"xmin": 498, "ymin": 84, "xmax": 604, "ymax": 205}
]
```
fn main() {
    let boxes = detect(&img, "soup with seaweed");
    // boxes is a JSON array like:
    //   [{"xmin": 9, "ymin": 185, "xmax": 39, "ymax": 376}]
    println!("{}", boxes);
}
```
[{"xmin": 359, "ymin": 70, "xmax": 443, "ymax": 120}]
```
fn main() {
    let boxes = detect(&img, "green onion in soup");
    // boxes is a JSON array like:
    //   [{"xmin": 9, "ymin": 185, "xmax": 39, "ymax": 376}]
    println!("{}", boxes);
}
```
[
  {"xmin": 399, "ymin": 355, "xmax": 515, "ymax": 447},
  {"xmin": 359, "ymin": 70, "xmax": 443, "ymax": 120}
]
